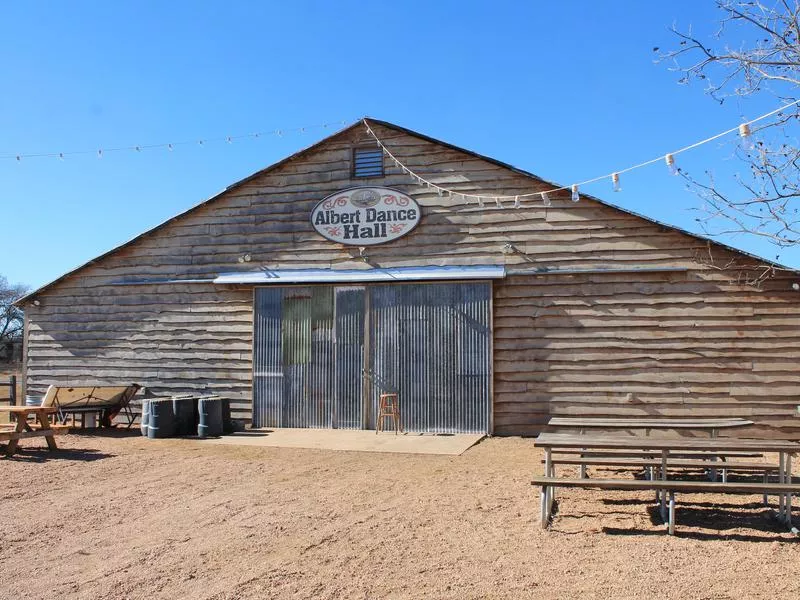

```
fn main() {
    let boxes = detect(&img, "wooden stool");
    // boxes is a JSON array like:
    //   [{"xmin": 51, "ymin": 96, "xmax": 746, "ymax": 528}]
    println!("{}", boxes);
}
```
[{"xmin": 376, "ymin": 393, "xmax": 402, "ymax": 434}]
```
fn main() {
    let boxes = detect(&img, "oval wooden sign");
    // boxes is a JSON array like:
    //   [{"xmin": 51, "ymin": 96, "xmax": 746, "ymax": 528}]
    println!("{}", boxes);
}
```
[{"xmin": 310, "ymin": 187, "xmax": 421, "ymax": 246}]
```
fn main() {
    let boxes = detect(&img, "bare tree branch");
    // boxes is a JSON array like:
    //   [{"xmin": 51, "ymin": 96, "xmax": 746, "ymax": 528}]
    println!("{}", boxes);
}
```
[
  {"xmin": 0, "ymin": 276, "xmax": 28, "ymax": 344},
  {"xmin": 658, "ymin": 1, "xmax": 800, "ymax": 248}
]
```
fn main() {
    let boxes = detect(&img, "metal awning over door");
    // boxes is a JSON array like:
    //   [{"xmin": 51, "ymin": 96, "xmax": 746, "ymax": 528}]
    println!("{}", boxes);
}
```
[{"xmin": 252, "ymin": 281, "xmax": 491, "ymax": 434}]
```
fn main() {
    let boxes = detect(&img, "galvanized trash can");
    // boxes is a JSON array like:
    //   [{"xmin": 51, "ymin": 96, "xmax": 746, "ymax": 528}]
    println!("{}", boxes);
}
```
[
  {"xmin": 25, "ymin": 394, "xmax": 43, "ymax": 407},
  {"xmin": 172, "ymin": 395, "xmax": 197, "ymax": 436},
  {"xmin": 147, "ymin": 398, "xmax": 176, "ymax": 439},
  {"xmin": 140, "ymin": 399, "xmax": 150, "ymax": 437},
  {"xmin": 197, "ymin": 396, "xmax": 223, "ymax": 438}
]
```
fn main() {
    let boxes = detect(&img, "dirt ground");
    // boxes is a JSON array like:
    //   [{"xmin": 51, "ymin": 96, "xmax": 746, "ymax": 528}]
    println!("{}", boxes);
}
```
[{"xmin": 1, "ymin": 432, "xmax": 798, "ymax": 600}]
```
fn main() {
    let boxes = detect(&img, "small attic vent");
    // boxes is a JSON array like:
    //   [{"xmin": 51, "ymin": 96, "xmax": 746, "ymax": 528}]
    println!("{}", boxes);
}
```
[{"xmin": 353, "ymin": 147, "xmax": 384, "ymax": 178}]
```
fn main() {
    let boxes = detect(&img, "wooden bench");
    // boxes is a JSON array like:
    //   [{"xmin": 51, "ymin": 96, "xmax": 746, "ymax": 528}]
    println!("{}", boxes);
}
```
[
  {"xmin": 532, "ymin": 476, "xmax": 800, "ymax": 535},
  {"xmin": 0, "ymin": 426, "xmax": 69, "ymax": 442},
  {"xmin": 552, "ymin": 449, "xmax": 764, "ymax": 479},
  {"xmin": 0, "ymin": 405, "xmax": 69, "ymax": 456},
  {"xmin": 545, "ymin": 456, "xmax": 779, "ymax": 484},
  {"xmin": 552, "ymin": 449, "xmax": 763, "ymax": 459}
]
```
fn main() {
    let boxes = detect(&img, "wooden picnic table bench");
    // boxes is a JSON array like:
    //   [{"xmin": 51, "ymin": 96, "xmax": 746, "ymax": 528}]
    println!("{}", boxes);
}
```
[
  {"xmin": 544, "ymin": 456, "xmax": 779, "ymax": 485},
  {"xmin": 547, "ymin": 417, "xmax": 754, "ymax": 437},
  {"xmin": 547, "ymin": 417, "xmax": 756, "ymax": 478},
  {"xmin": 531, "ymin": 476, "xmax": 800, "ymax": 535},
  {"xmin": 0, "ymin": 406, "xmax": 69, "ymax": 457},
  {"xmin": 534, "ymin": 432, "xmax": 800, "ymax": 535}
]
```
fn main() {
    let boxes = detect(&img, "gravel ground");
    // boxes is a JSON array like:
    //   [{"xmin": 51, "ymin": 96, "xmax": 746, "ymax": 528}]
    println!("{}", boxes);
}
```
[{"xmin": 0, "ymin": 431, "xmax": 798, "ymax": 599}]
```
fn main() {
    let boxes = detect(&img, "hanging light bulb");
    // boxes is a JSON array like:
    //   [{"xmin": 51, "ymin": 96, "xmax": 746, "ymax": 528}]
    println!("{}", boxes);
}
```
[
  {"xmin": 135, "ymin": 146, "xmax": 141, "ymax": 152},
  {"xmin": 495, "ymin": 197, "xmax": 503, "ymax": 209},
  {"xmin": 167, "ymin": 143, "xmax": 173, "ymax": 151},
  {"xmin": 58, "ymin": 153, "xmax": 64, "ymax": 161},
  {"xmin": 437, "ymin": 187, "xmax": 443, "ymax": 197},
  {"xmin": 513, "ymin": 195, "xmax": 521, "ymax": 209},
  {"xmin": 665, "ymin": 153, "xmax": 678, "ymax": 175},
  {"xmin": 541, "ymin": 192, "xmax": 551, "ymax": 207},
  {"xmin": 612, "ymin": 172, "xmax": 621, "ymax": 192},
  {"xmin": 739, "ymin": 123, "xmax": 755, "ymax": 151},
  {"xmin": 97, "ymin": 149, "xmax": 103, "ymax": 158},
  {"xmin": 226, "ymin": 136, "xmax": 233, "ymax": 144},
  {"xmin": 478, "ymin": 197, "xmax": 485, "ymax": 208},
  {"xmin": 15, "ymin": 155, "xmax": 21, "ymax": 162},
  {"xmin": 571, "ymin": 184, "xmax": 580, "ymax": 203}
]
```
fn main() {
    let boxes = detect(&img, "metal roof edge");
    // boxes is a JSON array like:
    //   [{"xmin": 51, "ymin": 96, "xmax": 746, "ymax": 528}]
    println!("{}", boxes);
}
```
[{"xmin": 214, "ymin": 265, "xmax": 506, "ymax": 285}]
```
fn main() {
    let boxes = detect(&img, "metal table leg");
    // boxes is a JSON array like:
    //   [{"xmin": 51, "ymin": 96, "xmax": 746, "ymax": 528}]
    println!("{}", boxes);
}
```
[
  {"xmin": 544, "ymin": 448, "xmax": 554, "ymax": 516},
  {"xmin": 540, "ymin": 485, "xmax": 548, "ymax": 528},
  {"xmin": 668, "ymin": 491, "xmax": 676, "ymax": 535},
  {"xmin": 660, "ymin": 450, "xmax": 668, "ymax": 521},
  {"xmin": 708, "ymin": 428, "xmax": 718, "ymax": 481},
  {"xmin": 785, "ymin": 453, "xmax": 793, "ymax": 527},
  {"xmin": 778, "ymin": 452, "xmax": 785, "ymax": 520}
]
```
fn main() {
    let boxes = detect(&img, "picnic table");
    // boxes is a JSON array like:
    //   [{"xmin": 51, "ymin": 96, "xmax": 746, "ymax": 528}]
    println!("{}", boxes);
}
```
[
  {"xmin": 547, "ymin": 417, "xmax": 754, "ymax": 438},
  {"xmin": 0, "ymin": 406, "xmax": 68, "ymax": 457},
  {"xmin": 533, "ymin": 432, "xmax": 800, "ymax": 535},
  {"xmin": 547, "ymin": 417, "xmax": 755, "ymax": 478}
]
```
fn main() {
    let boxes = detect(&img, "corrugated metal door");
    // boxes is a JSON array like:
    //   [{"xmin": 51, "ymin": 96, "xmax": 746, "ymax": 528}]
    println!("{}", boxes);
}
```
[
  {"xmin": 333, "ymin": 287, "xmax": 365, "ymax": 429},
  {"xmin": 253, "ymin": 286, "xmax": 364, "ymax": 429},
  {"xmin": 368, "ymin": 282, "xmax": 491, "ymax": 434},
  {"xmin": 253, "ymin": 282, "xmax": 490, "ymax": 433},
  {"xmin": 252, "ymin": 287, "xmax": 283, "ymax": 428}
]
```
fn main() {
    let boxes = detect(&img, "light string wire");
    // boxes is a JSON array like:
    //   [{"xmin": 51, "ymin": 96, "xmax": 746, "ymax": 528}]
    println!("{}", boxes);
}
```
[
  {"xmin": 1, "ymin": 119, "xmax": 352, "ymax": 161},
  {"xmin": 364, "ymin": 98, "xmax": 800, "ymax": 205}
]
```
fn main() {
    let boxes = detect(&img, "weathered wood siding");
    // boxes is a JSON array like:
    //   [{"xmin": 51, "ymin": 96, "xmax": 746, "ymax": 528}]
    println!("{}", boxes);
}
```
[
  {"xmin": 23, "ymin": 122, "xmax": 800, "ymax": 435},
  {"xmin": 494, "ymin": 269, "xmax": 800, "ymax": 438}
]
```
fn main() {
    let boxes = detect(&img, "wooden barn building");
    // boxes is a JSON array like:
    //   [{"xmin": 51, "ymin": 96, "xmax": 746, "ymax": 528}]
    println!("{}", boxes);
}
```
[{"xmin": 17, "ymin": 119, "xmax": 800, "ymax": 438}]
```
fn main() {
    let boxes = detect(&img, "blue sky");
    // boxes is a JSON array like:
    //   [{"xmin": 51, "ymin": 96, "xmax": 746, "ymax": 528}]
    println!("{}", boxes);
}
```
[{"xmin": 2, "ymin": 1, "xmax": 796, "ymax": 291}]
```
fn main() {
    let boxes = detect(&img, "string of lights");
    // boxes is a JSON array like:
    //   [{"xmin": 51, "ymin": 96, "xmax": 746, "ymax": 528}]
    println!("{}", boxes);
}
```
[
  {"xmin": 364, "ymin": 98, "xmax": 800, "ymax": 208},
  {"xmin": 1, "ymin": 119, "xmax": 353, "ymax": 162}
]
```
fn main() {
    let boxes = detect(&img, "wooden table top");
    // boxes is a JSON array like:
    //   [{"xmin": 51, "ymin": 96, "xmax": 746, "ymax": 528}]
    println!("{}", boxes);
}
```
[
  {"xmin": 535, "ymin": 432, "xmax": 800, "ymax": 453},
  {"xmin": 0, "ymin": 405, "xmax": 56, "ymax": 414},
  {"xmin": 547, "ymin": 417, "xmax": 754, "ymax": 429}
]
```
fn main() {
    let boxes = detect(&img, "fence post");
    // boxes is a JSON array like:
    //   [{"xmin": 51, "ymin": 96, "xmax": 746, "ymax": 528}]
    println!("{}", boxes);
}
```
[{"xmin": 9, "ymin": 375, "xmax": 16, "ymax": 406}]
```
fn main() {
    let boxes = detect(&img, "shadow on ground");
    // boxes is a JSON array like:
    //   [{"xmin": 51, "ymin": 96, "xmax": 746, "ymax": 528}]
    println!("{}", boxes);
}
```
[{"xmin": 2, "ymin": 447, "xmax": 115, "ymax": 463}]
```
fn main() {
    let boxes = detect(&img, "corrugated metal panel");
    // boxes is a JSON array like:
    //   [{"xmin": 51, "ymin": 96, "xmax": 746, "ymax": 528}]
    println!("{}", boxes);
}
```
[
  {"xmin": 334, "ymin": 287, "xmax": 365, "ymax": 429},
  {"xmin": 368, "ymin": 282, "xmax": 491, "ymax": 434},
  {"xmin": 281, "ymin": 287, "xmax": 335, "ymax": 428},
  {"xmin": 252, "ymin": 288, "xmax": 283, "ymax": 428},
  {"xmin": 215, "ymin": 265, "xmax": 505, "ymax": 285},
  {"xmin": 254, "ymin": 282, "xmax": 491, "ymax": 433}
]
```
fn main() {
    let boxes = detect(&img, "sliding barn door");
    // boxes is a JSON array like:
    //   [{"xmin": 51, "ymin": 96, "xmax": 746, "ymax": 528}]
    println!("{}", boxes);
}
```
[
  {"xmin": 368, "ymin": 282, "xmax": 491, "ymax": 434},
  {"xmin": 253, "ymin": 282, "xmax": 491, "ymax": 433},
  {"xmin": 252, "ymin": 286, "xmax": 364, "ymax": 429}
]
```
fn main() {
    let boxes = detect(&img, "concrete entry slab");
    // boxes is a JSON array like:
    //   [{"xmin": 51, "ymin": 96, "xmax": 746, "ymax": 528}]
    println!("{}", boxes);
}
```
[{"xmin": 196, "ymin": 428, "xmax": 485, "ymax": 456}]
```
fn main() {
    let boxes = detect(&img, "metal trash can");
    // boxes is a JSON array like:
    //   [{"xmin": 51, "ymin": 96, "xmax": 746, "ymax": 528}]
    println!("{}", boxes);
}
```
[
  {"xmin": 172, "ymin": 396, "xmax": 197, "ymax": 436},
  {"xmin": 140, "ymin": 399, "xmax": 150, "ymax": 437},
  {"xmin": 25, "ymin": 395, "xmax": 43, "ymax": 407},
  {"xmin": 197, "ymin": 396, "xmax": 223, "ymax": 438},
  {"xmin": 147, "ymin": 398, "xmax": 176, "ymax": 439}
]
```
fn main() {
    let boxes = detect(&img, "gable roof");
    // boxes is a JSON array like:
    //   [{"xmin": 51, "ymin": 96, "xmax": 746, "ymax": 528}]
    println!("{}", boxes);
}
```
[{"xmin": 17, "ymin": 117, "xmax": 798, "ymax": 305}]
